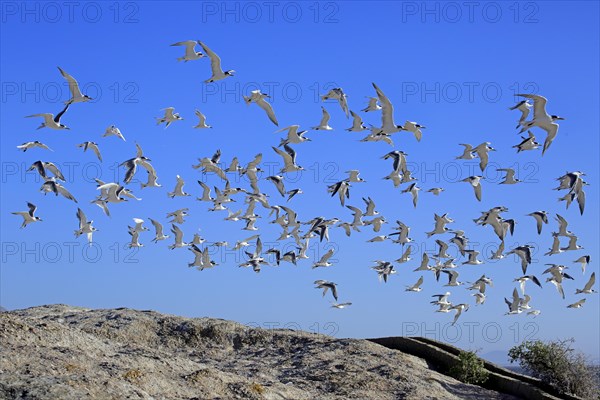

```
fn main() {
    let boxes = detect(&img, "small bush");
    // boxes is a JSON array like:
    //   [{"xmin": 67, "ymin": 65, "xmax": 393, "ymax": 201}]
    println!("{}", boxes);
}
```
[
  {"xmin": 122, "ymin": 368, "xmax": 144, "ymax": 383},
  {"xmin": 250, "ymin": 383, "xmax": 265, "ymax": 395},
  {"xmin": 449, "ymin": 350, "xmax": 489, "ymax": 385},
  {"xmin": 509, "ymin": 338, "xmax": 599, "ymax": 399}
]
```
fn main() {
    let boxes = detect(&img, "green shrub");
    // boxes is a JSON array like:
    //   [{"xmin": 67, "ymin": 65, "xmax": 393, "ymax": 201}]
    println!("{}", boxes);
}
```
[
  {"xmin": 509, "ymin": 338, "xmax": 599, "ymax": 399},
  {"xmin": 449, "ymin": 350, "xmax": 489, "ymax": 385}
]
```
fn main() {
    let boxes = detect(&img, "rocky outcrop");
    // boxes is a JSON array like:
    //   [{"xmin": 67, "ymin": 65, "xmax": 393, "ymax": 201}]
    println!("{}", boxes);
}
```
[{"xmin": 0, "ymin": 305, "xmax": 518, "ymax": 399}]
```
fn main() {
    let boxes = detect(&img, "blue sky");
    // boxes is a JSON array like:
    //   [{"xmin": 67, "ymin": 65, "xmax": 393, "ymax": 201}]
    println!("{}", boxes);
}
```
[{"xmin": 1, "ymin": 1, "xmax": 599, "ymax": 364}]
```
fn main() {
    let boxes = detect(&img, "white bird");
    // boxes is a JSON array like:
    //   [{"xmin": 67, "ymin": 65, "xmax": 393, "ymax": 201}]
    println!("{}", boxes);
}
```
[
  {"xmin": 17, "ymin": 141, "xmax": 53, "ymax": 152},
  {"xmin": 129, "ymin": 218, "xmax": 149, "ymax": 233},
  {"xmin": 450, "ymin": 303, "xmax": 469, "ymax": 325},
  {"xmin": 401, "ymin": 182, "xmax": 420, "ymax": 208},
  {"xmin": 382, "ymin": 150, "xmax": 408, "ymax": 173},
  {"xmin": 396, "ymin": 246, "xmax": 412, "ymax": 264},
  {"xmin": 575, "ymin": 272, "xmax": 596, "ymax": 295},
  {"xmin": 266, "ymin": 175, "xmax": 286, "ymax": 197},
  {"xmin": 232, "ymin": 235, "xmax": 259, "ymax": 251},
  {"xmin": 545, "ymin": 234, "xmax": 563, "ymax": 256},
  {"xmin": 361, "ymin": 131, "xmax": 394, "ymax": 146},
  {"xmin": 514, "ymin": 275, "xmax": 542, "ymax": 295},
  {"xmin": 327, "ymin": 180, "xmax": 351, "ymax": 207},
  {"xmin": 561, "ymin": 235, "xmax": 584, "ymax": 252},
  {"xmin": 272, "ymin": 144, "xmax": 303, "ymax": 173},
  {"xmin": 507, "ymin": 245, "xmax": 533, "ymax": 274},
  {"xmin": 12, "ymin": 202, "xmax": 42, "ymax": 228},
  {"xmin": 431, "ymin": 292, "xmax": 452, "ymax": 306},
  {"xmin": 490, "ymin": 240, "xmax": 505, "ymax": 260},
  {"xmin": 96, "ymin": 182, "xmax": 128, "ymax": 205},
  {"xmin": 193, "ymin": 151, "xmax": 229, "ymax": 183},
  {"xmin": 331, "ymin": 302, "xmax": 352, "ymax": 309},
  {"xmin": 77, "ymin": 142, "xmax": 102, "ymax": 162},
  {"xmin": 40, "ymin": 179, "xmax": 77, "ymax": 202},
  {"xmin": 516, "ymin": 94, "xmax": 564, "ymax": 155},
  {"xmin": 472, "ymin": 293, "xmax": 486, "ymax": 305},
  {"xmin": 462, "ymin": 250, "xmax": 484, "ymax": 266},
  {"xmin": 371, "ymin": 261, "xmax": 396, "ymax": 283},
  {"xmin": 574, "ymin": 255, "xmax": 591, "ymax": 273},
  {"xmin": 519, "ymin": 295, "xmax": 533, "ymax": 310},
  {"xmin": 166, "ymin": 208, "xmax": 189, "ymax": 224},
  {"xmin": 371, "ymin": 83, "xmax": 403, "ymax": 134},
  {"xmin": 286, "ymin": 188, "xmax": 302, "ymax": 202},
  {"xmin": 321, "ymin": 88, "xmax": 349, "ymax": 118},
  {"xmin": 472, "ymin": 142, "xmax": 495, "ymax": 171},
  {"xmin": 312, "ymin": 248, "xmax": 335, "ymax": 268},
  {"xmin": 554, "ymin": 214, "xmax": 573, "ymax": 237},
  {"xmin": 121, "ymin": 144, "xmax": 153, "ymax": 184},
  {"xmin": 567, "ymin": 298, "xmax": 586, "ymax": 309},
  {"xmin": 434, "ymin": 239, "xmax": 451, "ymax": 259},
  {"xmin": 456, "ymin": 144, "xmax": 475, "ymax": 160},
  {"xmin": 504, "ymin": 288, "xmax": 522, "ymax": 315},
  {"xmin": 513, "ymin": 131, "xmax": 540, "ymax": 152},
  {"xmin": 442, "ymin": 270, "xmax": 462, "ymax": 286},
  {"xmin": 311, "ymin": 106, "xmax": 333, "ymax": 130},
  {"xmin": 461, "ymin": 176, "xmax": 483, "ymax": 201},
  {"xmin": 141, "ymin": 164, "xmax": 161, "ymax": 189},
  {"xmin": 426, "ymin": 213, "xmax": 454, "ymax": 237},
  {"xmin": 168, "ymin": 175, "xmax": 191, "ymax": 198},
  {"xmin": 156, "ymin": 107, "xmax": 183, "ymax": 129},
  {"xmin": 57, "ymin": 67, "xmax": 92, "ymax": 104},
  {"xmin": 402, "ymin": 121, "xmax": 426, "ymax": 142},
  {"xmin": 169, "ymin": 224, "xmax": 190, "ymax": 249},
  {"xmin": 28, "ymin": 161, "xmax": 65, "ymax": 181},
  {"xmin": 196, "ymin": 180, "xmax": 214, "ymax": 202},
  {"xmin": 314, "ymin": 280, "xmax": 338, "ymax": 301},
  {"xmin": 467, "ymin": 275, "xmax": 493, "ymax": 294},
  {"xmin": 544, "ymin": 266, "xmax": 574, "ymax": 299},
  {"xmin": 527, "ymin": 211, "xmax": 548, "ymax": 235},
  {"xmin": 275, "ymin": 125, "xmax": 311, "ymax": 146},
  {"xmin": 427, "ymin": 188, "xmax": 444, "ymax": 195},
  {"xmin": 193, "ymin": 109, "xmax": 212, "ymax": 129},
  {"xmin": 244, "ymin": 90, "xmax": 278, "ymax": 126},
  {"xmin": 170, "ymin": 40, "xmax": 204, "ymax": 62},
  {"xmin": 148, "ymin": 218, "xmax": 169, "ymax": 243},
  {"xmin": 103, "ymin": 125, "xmax": 126, "ymax": 141},
  {"xmin": 74, "ymin": 208, "xmax": 97, "ymax": 244},
  {"xmin": 497, "ymin": 168, "xmax": 520, "ymax": 184},
  {"xmin": 509, "ymin": 100, "xmax": 531, "ymax": 129},
  {"xmin": 367, "ymin": 235, "xmax": 388, "ymax": 243},
  {"xmin": 362, "ymin": 96, "xmax": 381, "ymax": 112},
  {"xmin": 128, "ymin": 230, "xmax": 143, "ymax": 248},
  {"xmin": 25, "ymin": 103, "xmax": 70, "ymax": 130},
  {"xmin": 364, "ymin": 216, "xmax": 386, "ymax": 233},
  {"xmin": 199, "ymin": 41, "xmax": 235, "ymax": 83},
  {"xmin": 406, "ymin": 276, "xmax": 424, "ymax": 292},
  {"xmin": 188, "ymin": 244, "xmax": 212, "ymax": 270},
  {"xmin": 346, "ymin": 110, "xmax": 368, "ymax": 132},
  {"xmin": 414, "ymin": 252, "xmax": 431, "ymax": 272}
]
